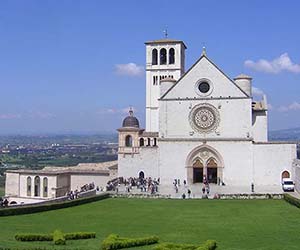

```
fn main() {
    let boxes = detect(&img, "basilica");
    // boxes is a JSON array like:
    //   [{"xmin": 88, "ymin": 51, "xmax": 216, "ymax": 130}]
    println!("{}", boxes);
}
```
[{"xmin": 118, "ymin": 38, "xmax": 297, "ymax": 187}]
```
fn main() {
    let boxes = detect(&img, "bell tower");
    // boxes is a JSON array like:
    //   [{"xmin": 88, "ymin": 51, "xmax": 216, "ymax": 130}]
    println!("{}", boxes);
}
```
[{"xmin": 145, "ymin": 38, "xmax": 187, "ymax": 132}]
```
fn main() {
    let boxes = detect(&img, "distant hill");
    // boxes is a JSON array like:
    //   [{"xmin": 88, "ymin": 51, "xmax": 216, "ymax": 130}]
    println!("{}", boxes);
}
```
[{"xmin": 269, "ymin": 127, "xmax": 300, "ymax": 141}]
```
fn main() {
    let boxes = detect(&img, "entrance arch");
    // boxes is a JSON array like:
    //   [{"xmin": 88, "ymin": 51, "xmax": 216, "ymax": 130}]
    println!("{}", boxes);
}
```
[
  {"xmin": 186, "ymin": 145, "xmax": 224, "ymax": 185},
  {"xmin": 282, "ymin": 170, "xmax": 290, "ymax": 179},
  {"xmin": 139, "ymin": 171, "xmax": 145, "ymax": 179}
]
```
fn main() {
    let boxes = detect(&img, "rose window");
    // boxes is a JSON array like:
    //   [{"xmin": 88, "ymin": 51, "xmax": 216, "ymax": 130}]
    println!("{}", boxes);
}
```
[{"xmin": 189, "ymin": 104, "xmax": 220, "ymax": 133}]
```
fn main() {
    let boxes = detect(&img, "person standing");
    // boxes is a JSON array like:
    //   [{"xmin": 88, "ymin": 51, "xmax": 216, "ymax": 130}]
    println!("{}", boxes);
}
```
[{"xmin": 187, "ymin": 189, "xmax": 191, "ymax": 198}]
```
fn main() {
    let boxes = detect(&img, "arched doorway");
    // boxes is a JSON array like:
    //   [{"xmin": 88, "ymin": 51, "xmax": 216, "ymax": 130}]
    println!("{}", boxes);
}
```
[
  {"xmin": 186, "ymin": 145, "xmax": 224, "ymax": 185},
  {"xmin": 282, "ymin": 171, "xmax": 290, "ymax": 179},
  {"xmin": 139, "ymin": 171, "xmax": 145, "ymax": 179},
  {"xmin": 207, "ymin": 158, "xmax": 218, "ymax": 184},
  {"xmin": 192, "ymin": 159, "xmax": 203, "ymax": 183}
]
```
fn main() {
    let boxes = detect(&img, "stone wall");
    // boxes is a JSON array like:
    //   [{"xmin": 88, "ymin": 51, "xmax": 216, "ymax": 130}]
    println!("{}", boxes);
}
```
[
  {"xmin": 118, "ymin": 147, "xmax": 159, "ymax": 179},
  {"xmin": 293, "ymin": 159, "xmax": 300, "ymax": 192},
  {"xmin": 5, "ymin": 172, "xmax": 19, "ymax": 197},
  {"xmin": 70, "ymin": 173, "xmax": 109, "ymax": 190}
]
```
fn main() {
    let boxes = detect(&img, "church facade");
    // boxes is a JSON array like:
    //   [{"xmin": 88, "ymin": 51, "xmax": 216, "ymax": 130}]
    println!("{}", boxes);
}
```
[{"xmin": 118, "ymin": 39, "xmax": 297, "ymax": 187}]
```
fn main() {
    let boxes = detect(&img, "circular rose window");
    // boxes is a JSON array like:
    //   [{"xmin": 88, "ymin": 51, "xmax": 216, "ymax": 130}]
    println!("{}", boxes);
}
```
[
  {"xmin": 198, "ymin": 81, "xmax": 210, "ymax": 93},
  {"xmin": 189, "ymin": 104, "xmax": 220, "ymax": 133},
  {"xmin": 195, "ymin": 79, "xmax": 213, "ymax": 96}
]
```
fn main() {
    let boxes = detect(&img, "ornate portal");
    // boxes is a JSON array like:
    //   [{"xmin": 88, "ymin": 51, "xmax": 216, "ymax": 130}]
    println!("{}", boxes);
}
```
[{"xmin": 189, "ymin": 104, "xmax": 220, "ymax": 133}]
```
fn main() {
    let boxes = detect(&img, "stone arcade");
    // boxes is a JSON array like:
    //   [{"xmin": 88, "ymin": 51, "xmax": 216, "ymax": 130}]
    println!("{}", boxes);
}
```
[{"xmin": 118, "ymin": 38, "xmax": 297, "ymax": 188}]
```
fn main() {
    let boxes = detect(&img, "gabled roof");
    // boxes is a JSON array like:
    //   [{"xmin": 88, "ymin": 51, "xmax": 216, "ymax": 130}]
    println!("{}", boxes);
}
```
[{"xmin": 160, "ymin": 54, "xmax": 249, "ymax": 100}]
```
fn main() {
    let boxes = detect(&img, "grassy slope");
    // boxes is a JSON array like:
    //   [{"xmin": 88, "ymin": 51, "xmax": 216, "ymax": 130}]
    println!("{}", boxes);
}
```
[{"xmin": 0, "ymin": 198, "xmax": 300, "ymax": 250}]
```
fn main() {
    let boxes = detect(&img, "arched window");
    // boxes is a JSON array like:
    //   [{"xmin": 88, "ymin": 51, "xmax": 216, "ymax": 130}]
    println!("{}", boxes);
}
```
[
  {"xmin": 147, "ymin": 138, "xmax": 151, "ymax": 146},
  {"xmin": 27, "ymin": 176, "xmax": 31, "ymax": 196},
  {"xmin": 193, "ymin": 159, "xmax": 204, "ymax": 168},
  {"xmin": 169, "ymin": 48, "xmax": 175, "ymax": 64},
  {"xmin": 125, "ymin": 135, "xmax": 132, "ymax": 147},
  {"xmin": 152, "ymin": 49, "xmax": 158, "ymax": 65},
  {"xmin": 160, "ymin": 48, "xmax": 167, "ymax": 65},
  {"xmin": 207, "ymin": 158, "xmax": 218, "ymax": 167},
  {"xmin": 139, "ymin": 138, "xmax": 144, "ymax": 147},
  {"xmin": 43, "ymin": 177, "xmax": 48, "ymax": 197},
  {"xmin": 153, "ymin": 138, "xmax": 157, "ymax": 146},
  {"xmin": 34, "ymin": 176, "xmax": 40, "ymax": 197}
]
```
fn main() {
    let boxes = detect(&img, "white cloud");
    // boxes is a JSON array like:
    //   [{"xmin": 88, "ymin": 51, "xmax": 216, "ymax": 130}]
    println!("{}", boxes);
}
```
[
  {"xmin": 278, "ymin": 102, "xmax": 300, "ymax": 112},
  {"xmin": 28, "ymin": 111, "xmax": 56, "ymax": 119},
  {"xmin": 115, "ymin": 63, "xmax": 144, "ymax": 76},
  {"xmin": 0, "ymin": 113, "xmax": 21, "ymax": 119},
  {"xmin": 97, "ymin": 107, "xmax": 137, "ymax": 115},
  {"xmin": 252, "ymin": 86, "xmax": 264, "ymax": 97},
  {"xmin": 245, "ymin": 53, "xmax": 300, "ymax": 74}
]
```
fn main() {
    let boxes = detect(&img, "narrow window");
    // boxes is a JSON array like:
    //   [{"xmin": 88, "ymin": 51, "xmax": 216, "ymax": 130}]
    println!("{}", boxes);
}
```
[
  {"xmin": 43, "ymin": 177, "xmax": 48, "ymax": 197},
  {"xmin": 34, "ymin": 176, "xmax": 40, "ymax": 197},
  {"xmin": 160, "ymin": 48, "xmax": 167, "ymax": 65},
  {"xmin": 153, "ymin": 138, "xmax": 157, "ymax": 146},
  {"xmin": 152, "ymin": 49, "xmax": 158, "ymax": 65},
  {"xmin": 139, "ymin": 138, "xmax": 144, "ymax": 147},
  {"xmin": 125, "ymin": 135, "xmax": 133, "ymax": 147},
  {"xmin": 27, "ymin": 176, "xmax": 31, "ymax": 196},
  {"xmin": 169, "ymin": 48, "xmax": 175, "ymax": 64},
  {"xmin": 147, "ymin": 138, "xmax": 151, "ymax": 146}
]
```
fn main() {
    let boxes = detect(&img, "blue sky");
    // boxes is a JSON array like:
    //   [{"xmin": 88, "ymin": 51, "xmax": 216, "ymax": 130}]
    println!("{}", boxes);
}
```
[{"xmin": 0, "ymin": 1, "xmax": 299, "ymax": 134}]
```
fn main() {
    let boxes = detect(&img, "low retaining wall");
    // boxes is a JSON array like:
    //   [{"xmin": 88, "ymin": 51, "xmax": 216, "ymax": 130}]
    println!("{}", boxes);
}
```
[
  {"xmin": 219, "ymin": 193, "xmax": 283, "ymax": 199},
  {"xmin": 0, "ymin": 192, "xmax": 109, "ymax": 217}
]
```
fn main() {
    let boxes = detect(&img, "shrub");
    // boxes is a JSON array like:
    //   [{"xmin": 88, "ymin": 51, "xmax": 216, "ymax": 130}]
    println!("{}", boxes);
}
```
[
  {"xmin": 154, "ymin": 240, "xmax": 217, "ymax": 250},
  {"xmin": 101, "ymin": 234, "xmax": 159, "ymax": 250},
  {"xmin": 64, "ymin": 232, "xmax": 96, "ymax": 240},
  {"xmin": 0, "ymin": 193, "xmax": 109, "ymax": 217},
  {"xmin": 15, "ymin": 233, "xmax": 53, "ymax": 241},
  {"xmin": 196, "ymin": 240, "xmax": 217, "ymax": 250},
  {"xmin": 53, "ymin": 230, "xmax": 65, "ymax": 245},
  {"xmin": 154, "ymin": 242, "xmax": 198, "ymax": 250},
  {"xmin": 283, "ymin": 193, "xmax": 300, "ymax": 208}
]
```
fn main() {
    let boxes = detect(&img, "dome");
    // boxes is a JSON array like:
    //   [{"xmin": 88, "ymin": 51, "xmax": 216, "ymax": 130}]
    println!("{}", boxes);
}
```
[{"xmin": 122, "ymin": 109, "xmax": 140, "ymax": 128}]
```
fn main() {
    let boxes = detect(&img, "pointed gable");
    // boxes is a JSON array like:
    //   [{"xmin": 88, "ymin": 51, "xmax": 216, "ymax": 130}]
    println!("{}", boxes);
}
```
[{"xmin": 161, "ymin": 55, "xmax": 249, "ymax": 100}]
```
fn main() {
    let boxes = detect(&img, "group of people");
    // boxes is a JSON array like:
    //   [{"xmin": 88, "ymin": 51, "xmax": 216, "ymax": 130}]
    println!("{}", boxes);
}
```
[
  {"xmin": 106, "ymin": 176, "xmax": 160, "ymax": 195},
  {"xmin": 0, "ymin": 197, "xmax": 9, "ymax": 207},
  {"xmin": 66, "ymin": 182, "xmax": 96, "ymax": 200}
]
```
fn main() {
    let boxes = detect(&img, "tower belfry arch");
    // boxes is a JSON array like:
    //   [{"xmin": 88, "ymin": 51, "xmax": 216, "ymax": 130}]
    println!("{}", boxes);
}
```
[
  {"xmin": 186, "ymin": 145, "xmax": 224, "ymax": 185},
  {"xmin": 144, "ymin": 38, "xmax": 187, "ymax": 132}
]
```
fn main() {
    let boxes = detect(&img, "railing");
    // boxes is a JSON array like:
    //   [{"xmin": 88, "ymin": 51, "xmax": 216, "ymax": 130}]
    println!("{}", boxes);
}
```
[{"xmin": 118, "ymin": 146, "xmax": 140, "ymax": 154}]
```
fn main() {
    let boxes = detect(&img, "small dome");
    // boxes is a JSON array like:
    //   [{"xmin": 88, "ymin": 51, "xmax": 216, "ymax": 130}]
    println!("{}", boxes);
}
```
[
  {"xmin": 122, "ymin": 108, "xmax": 140, "ymax": 128},
  {"xmin": 234, "ymin": 74, "xmax": 252, "ymax": 80}
]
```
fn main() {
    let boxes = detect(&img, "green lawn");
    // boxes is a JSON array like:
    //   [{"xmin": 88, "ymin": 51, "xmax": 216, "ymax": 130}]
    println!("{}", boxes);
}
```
[
  {"xmin": 0, "ymin": 198, "xmax": 300, "ymax": 250},
  {"xmin": 0, "ymin": 186, "xmax": 4, "ymax": 197}
]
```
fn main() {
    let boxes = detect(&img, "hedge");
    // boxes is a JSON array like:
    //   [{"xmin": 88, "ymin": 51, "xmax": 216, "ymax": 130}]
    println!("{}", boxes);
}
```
[
  {"xmin": 283, "ymin": 193, "xmax": 300, "ymax": 208},
  {"xmin": 0, "ymin": 193, "xmax": 109, "ymax": 217},
  {"xmin": 101, "ymin": 234, "xmax": 159, "ymax": 250},
  {"xmin": 154, "ymin": 240, "xmax": 217, "ymax": 250},
  {"xmin": 64, "ymin": 232, "xmax": 96, "ymax": 240},
  {"xmin": 196, "ymin": 240, "xmax": 217, "ymax": 250},
  {"xmin": 153, "ymin": 243, "xmax": 198, "ymax": 250},
  {"xmin": 15, "ymin": 231, "xmax": 96, "ymax": 242},
  {"xmin": 15, "ymin": 234, "xmax": 53, "ymax": 242},
  {"xmin": 53, "ymin": 230, "xmax": 65, "ymax": 245}
]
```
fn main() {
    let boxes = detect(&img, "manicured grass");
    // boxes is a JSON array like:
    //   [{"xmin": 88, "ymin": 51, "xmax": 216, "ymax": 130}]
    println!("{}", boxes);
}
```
[
  {"xmin": 0, "ymin": 198, "xmax": 300, "ymax": 249},
  {"xmin": 0, "ymin": 186, "xmax": 4, "ymax": 197}
]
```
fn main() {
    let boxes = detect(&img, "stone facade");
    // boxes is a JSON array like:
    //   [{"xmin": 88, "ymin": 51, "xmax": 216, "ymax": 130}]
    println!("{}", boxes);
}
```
[
  {"xmin": 5, "ymin": 161, "xmax": 117, "ymax": 203},
  {"xmin": 118, "ymin": 38, "xmax": 298, "ymax": 189}
]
